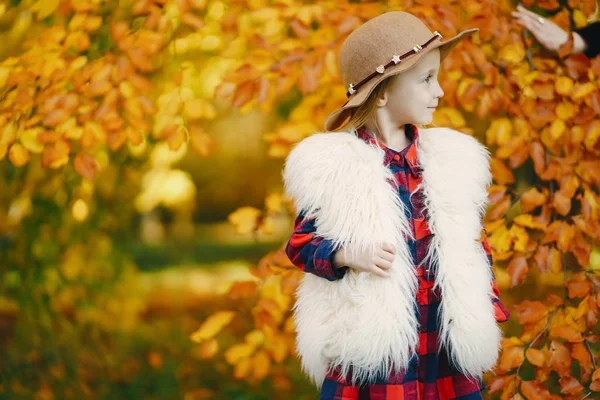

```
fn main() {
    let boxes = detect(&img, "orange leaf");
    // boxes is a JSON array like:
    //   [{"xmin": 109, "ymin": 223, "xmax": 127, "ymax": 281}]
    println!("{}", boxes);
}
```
[
  {"xmin": 74, "ymin": 153, "xmax": 99, "ymax": 181},
  {"xmin": 552, "ymin": 190, "xmax": 572, "ymax": 216},
  {"xmin": 551, "ymin": 325, "xmax": 584, "ymax": 342},
  {"xmin": 41, "ymin": 140, "xmax": 70, "ymax": 169},
  {"xmin": 549, "ymin": 340, "xmax": 571, "ymax": 376},
  {"xmin": 529, "ymin": 141, "xmax": 546, "ymax": 175},
  {"xmin": 232, "ymin": 81, "xmax": 256, "ymax": 109},
  {"xmin": 198, "ymin": 339, "xmax": 218, "ymax": 359},
  {"xmin": 525, "ymin": 348, "xmax": 546, "ymax": 367},
  {"xmin": 499, "ymin": 345, "xmax": 524, "ymax": 371},
  {"xmin": 43, "ymin": 109, "xmax": 69, "ymax": 127},
  {"xmin": 566, "ymin": 279, "xmax": 592, "ymax": 298},
  {"xmin": 534, "ymin": 245, "xmax": 562, "ymax": 274},
  {"xmin": 521, "ymin": 380, "xmax": 552, "ymax": 400},
  {"xmin": 490, "ymin": 159, "xmax": 515, "ymax": 185},
  {"xmin": 559, "ymin": 375, "xmax": 584, "ymax": 395},
  {"xmin": 515, "ymin": 300, "xmax": 548, "ymax": 324},
  {"xmin": 507, "ymin": 256, "xmax": 528, "ymax": 287},
  {"xmin": 521, "ymin": 188, "xmax": 548, "ymax": 213}
]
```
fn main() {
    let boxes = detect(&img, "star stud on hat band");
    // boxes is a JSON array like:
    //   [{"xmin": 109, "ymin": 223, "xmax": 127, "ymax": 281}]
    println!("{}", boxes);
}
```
[{"xmin": 344, "ymin": 31, "xmax": 443, "ymax": 98}]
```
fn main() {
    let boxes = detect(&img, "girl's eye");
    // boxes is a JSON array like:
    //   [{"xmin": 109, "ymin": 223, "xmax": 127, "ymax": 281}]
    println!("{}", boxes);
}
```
[{"xmin": 424, "ymin": 74, "xmax": 433, "ymax": 83}]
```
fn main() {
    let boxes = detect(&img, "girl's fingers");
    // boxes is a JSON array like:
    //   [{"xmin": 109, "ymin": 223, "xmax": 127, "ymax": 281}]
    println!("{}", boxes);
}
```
[
  {"xmin": 372, "ymin": 266, "xmax": 390, "ymax": 278},
  {"xmin": 381, "ymin": 242, "xmax": 396, "ymax": 254},
  {"xmin": 375, "ymin": 258, "xmax": 391, "ymax": 270},
  {"xmin": 517, "ymin": 4, "xmax": 543, "ymax": 20},
  {"xmin": 378, "ymin": 250, "xmax": 395, "ymax": 262}
]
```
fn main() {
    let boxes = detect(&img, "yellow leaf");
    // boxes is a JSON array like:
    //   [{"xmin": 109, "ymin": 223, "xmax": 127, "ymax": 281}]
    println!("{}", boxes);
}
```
[
  {"xmin": 265, "ymin": 193, "xmax": 283, "ymax": 215},
  {"xmin": 68, "ymin": 14, "xmax": 86, "ymax": 30},
  {"xmin": 571, "ymin": 82, "xmax": 595, "ymax": 101},
  {"xmin": 556, "ymin": 102, "xmax": 577, "ymax": 120},
  {"xmin": 167, "ymin": 126, "xmax": 188, "ymax": 151},
  {"xmin": 510, "ymin": 225, "xmax": 529, "ymax": 252},
  {"xmin": 190, "ymin": 311, "xmax": 236, "ymax": 343},
  {"xmin": 72, "ymin": 199, "xmax": 89, "ymax": 222},
  {"xmin": 0, "ymin": 144, "xmax": 7, "ymax": 160},
  {"xmin": 233, "ymin": 357, "xmax": 251, "ymax": 379},
  {"xmin": 119, "ymin": 82, "xmax": 135, "ymax": 98},
  {"xmin": 550, "ymin": 119, "xmax": 566, "ymax": 140},
  {"xmin": 487, "ymin": 118, "xmax": 512, "ymax": 146},
  {"xmin": 225, "ymin": 343, "xmax": 256, "ymax": 365},
  {"xmin": 184, "ymin": 98, "xmax": 217, "ymax": 120},
  {"xmin": 9, "ymin": 143, "xmax": 30, "ymax": 167},
  {"xmin": 245, "ymin": 330, "xmax": 265, "ymax": 346},
  {"xmin": 252, "ymin": 350, "xmax": 271, "ymax": 380},
  {"xmin": 436, "ymin": 107, "xmax": 466, "ymax": 128},
  {"xmin": 268, "ymin": 335, "xmax": 288, "ymax": 363},
  {"xmin": 555, "ymin": 77, "xmax": 574, "ymax": 96},
  {"xmin": 499, "ymin": 44, "xmax": 525, "ymax": 64},
  {"xmin": 32, "ymin": 0, "xmax": 60, "ymax": 20},
  {"xmin": 325, "ymin": 50, "xmax": 338, "ymax": 78},
  {"xmin": 20, "ymin": 128, "xmax": 44, "ymax": 153},
  {"xmin": 489, "ymin": 225, "xmax": 512, "ymax": 254},
  {"xmin": 0, "ymin": 67, "xmax": 10, "ymax": 89},
  {"xmin": 69, "ymin": 56, "xmax": 88, "ymax": 71},
  {"xmin": 584, "ymin": 121, "xmax": 600, "ymax": 149},
  {"xmin": 1, "ymin": 120, "xmax": 17, "ymax": 145},
  {"xmin": 228, "ymin": 206, "xmax": 261, "ymax": 234},
  {"xmin": 514, "ymin": 214, "xmax": 547, "ymax": 230}
]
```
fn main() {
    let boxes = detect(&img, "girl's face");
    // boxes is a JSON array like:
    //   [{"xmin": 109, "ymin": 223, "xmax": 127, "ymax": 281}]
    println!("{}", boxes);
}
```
[{"xmin": 381, "ymin": 48, "xmax": 444, "ymax": 126}]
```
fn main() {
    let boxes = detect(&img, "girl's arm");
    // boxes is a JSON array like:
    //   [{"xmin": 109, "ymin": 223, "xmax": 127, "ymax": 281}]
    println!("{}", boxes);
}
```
[
  {"xmin": 482, "ymin": 228, "xmax": 511, "ymax": 323},
  {"xmin": 285, "ymin": 212, "xmax": 349, "ymax": 281}
]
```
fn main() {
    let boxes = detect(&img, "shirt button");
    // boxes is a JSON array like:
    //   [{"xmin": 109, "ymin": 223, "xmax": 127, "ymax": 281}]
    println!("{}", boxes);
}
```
[{"xmin": 393, "ymin": 154, "xmax": 400, "ymax": 161}]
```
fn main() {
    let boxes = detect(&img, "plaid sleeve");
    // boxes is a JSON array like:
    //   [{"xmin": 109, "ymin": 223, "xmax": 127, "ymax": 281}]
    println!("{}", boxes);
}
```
[
  {"xmin": 285, "ymin": 213, "xmax": 349, "ymax": 281},
  {"xmin": 482, "ymin": 228, "xmax": 511, "ymax": 323}
]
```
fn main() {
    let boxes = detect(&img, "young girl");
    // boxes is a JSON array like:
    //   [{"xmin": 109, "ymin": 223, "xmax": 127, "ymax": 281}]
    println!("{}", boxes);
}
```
[{"xmin": 283, "ymin": 12, "xmax": 511, "ymax": 400}]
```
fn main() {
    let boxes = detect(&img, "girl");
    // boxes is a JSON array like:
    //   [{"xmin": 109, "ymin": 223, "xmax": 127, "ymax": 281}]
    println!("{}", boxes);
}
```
[{"xmin": 283, "ymin": 12, "xmax": 511, "ymax": 400}]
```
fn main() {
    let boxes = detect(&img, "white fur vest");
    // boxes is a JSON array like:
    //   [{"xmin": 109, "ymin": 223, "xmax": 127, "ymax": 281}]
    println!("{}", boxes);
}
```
[{"xmin": 282, "ymin": 127, "xmax": 503, "ymax": 388}]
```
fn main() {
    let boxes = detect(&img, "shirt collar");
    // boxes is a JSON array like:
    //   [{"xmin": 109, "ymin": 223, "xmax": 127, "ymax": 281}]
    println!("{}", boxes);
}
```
[{"xmin": 356, "ymin": 125, "xmax": 421, "ymax": 177}]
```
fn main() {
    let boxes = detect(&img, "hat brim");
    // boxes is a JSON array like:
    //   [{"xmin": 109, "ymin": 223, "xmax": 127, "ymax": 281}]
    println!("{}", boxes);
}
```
[{"xmin": 324, "ymin": 28, "xmax": 479, "ymax": 132}]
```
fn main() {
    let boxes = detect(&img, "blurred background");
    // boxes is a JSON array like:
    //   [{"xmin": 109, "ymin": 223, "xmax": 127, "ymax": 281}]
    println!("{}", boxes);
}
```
[{"xmin": 1, "ymin": 0, "xmax": 600, "ymax": 399}]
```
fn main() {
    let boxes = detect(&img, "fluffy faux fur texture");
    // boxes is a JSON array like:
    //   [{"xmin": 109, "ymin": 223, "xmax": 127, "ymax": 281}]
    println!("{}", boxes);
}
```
[{"xmin": 282, "ymin": 127, "xmax": 503, "ymax": 389}]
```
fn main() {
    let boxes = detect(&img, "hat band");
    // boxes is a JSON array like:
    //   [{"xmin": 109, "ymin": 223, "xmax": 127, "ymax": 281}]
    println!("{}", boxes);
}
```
[{"xmin": 346, "ymin": 31, "xmax": 443, "ymax": 98}]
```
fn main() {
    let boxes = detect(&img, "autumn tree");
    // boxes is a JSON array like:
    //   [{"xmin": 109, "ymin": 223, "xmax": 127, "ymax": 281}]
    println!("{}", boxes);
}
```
[{"xmin": 193, "ymin": 0, "xmax": 600, "ymax": 398}]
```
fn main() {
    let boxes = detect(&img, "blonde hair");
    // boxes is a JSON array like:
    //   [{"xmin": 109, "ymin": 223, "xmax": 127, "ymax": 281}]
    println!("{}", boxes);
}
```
[{"xmin": 346, "ymin": 76, "xmax": 396, "ymax": 135}]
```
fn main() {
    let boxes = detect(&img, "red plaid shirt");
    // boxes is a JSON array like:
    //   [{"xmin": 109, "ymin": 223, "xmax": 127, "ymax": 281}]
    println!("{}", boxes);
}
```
[{"xmin": 285, "ymin": 125, "xmax": 510, "ymax": 399}]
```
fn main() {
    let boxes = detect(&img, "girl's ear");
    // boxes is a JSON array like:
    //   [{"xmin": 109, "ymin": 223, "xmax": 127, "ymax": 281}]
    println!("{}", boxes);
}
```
[{"xmin": 377, "ymin": 91, "xmax": 388, "ymax": 107}]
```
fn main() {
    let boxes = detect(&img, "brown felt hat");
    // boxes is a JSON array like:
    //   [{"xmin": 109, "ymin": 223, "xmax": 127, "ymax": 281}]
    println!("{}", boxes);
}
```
[{"xmin": 324, "ymin": 12, "xmax": 479, "ymax": 132}]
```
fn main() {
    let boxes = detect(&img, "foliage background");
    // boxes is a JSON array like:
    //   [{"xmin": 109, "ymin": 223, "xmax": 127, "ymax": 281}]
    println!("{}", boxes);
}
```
[{"xmin": 1, "ymin": 0, "xmax": 600, "ymax": 399}]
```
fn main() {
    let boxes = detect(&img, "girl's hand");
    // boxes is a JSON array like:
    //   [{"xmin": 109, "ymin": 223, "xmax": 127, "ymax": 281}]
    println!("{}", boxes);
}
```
[
  {"xmin": 334, "ymin": 242, "xmax": 396, "ymax": 278},
  {"xmin": 511, "ymin": 5, "xmax": 587, "ymax": 53}
]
